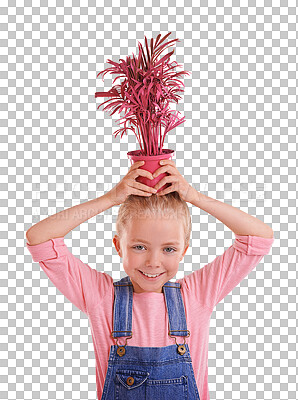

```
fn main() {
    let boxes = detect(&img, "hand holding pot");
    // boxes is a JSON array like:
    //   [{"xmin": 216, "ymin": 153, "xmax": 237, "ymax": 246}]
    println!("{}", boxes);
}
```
[
  {"xmin": 152, "ymin": 159, "xmax": 197, "ymax": 203},
  {"xmin": 106, "ymin": 161, "xmax": 157, "ymax": 206}
]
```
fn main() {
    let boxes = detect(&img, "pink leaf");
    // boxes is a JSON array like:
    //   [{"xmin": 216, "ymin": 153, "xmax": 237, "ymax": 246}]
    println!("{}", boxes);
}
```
[{"xmin": 94, "ymin": 32, "xmax": 189, "ymax": 155}]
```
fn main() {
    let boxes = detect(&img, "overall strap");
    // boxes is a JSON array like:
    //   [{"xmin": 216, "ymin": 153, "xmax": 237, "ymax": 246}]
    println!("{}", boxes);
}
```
[
  {"xmin": 112, "ymin": 277, "xmax": 188, "ymax": 338},
  {"xmin": 112, "ymin": 276, "xmax": 133, "ymax": 338},
  {"xmin": 162, "ymin": 281, "xmax": 189, "ymax": 337}
]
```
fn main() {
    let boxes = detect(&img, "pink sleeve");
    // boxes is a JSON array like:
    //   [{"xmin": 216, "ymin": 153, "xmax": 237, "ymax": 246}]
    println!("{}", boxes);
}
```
[
  {"xmin": 26, "ymin": 237, "xmax": 113, "ymax": 314},
  {"xmin": 179, "ymin": 234, "xmax": 275, "ymax": 310}
]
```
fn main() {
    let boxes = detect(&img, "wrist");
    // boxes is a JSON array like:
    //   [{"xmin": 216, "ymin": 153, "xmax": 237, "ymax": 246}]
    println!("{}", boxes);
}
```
[
  {"xmin": 189, "ymin": 189, "xmax": 209, "ymax": 207},
  {"xmin": 102, "ymin": 191, "xmax": 118, "ymax": 208},
  {"xmin": 187, "ymin": 186, "xmax": 200, "ymax": 205}
]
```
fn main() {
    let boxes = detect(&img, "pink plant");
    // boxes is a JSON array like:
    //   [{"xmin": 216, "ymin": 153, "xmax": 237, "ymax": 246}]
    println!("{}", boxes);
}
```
[{"xmin": 95, "ymin": 32, "xmax": 191, "ymax": 156}]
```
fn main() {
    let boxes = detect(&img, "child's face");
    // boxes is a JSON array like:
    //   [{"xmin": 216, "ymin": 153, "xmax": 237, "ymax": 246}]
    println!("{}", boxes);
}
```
[{"xmin": 113, "ymin": 216, "xmax": 189, "ymax": 293}]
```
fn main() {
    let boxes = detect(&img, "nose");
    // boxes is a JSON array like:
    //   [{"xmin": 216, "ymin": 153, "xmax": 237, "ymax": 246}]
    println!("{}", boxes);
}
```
[{"xmin": 145, "ymin": 251, "xmax": 161, "ymax": 268}]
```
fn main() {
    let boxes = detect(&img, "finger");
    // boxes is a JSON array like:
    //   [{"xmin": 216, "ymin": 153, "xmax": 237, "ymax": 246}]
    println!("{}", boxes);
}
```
[
  {"xmin": 158, "ymin": 159, "xmax": 176, "ymax": 166},
  {"xmin": 129, "ymin": 181, "xmax": 157, "ymax": 194},
  {"xmin": 154, "ymin": 176, "xmax": 175, "ymax": 191},
  {"xmin": 130, "ymin": 189, "xmax": 154, "ymax": 197},
  {"xmin": 129, "ymin": 161, "xmax": 145, "ymax": 170},
  {"xmin": 156, "ymin": 185, "xmax": 175, "ymax": 196},
  {"xmin": 131, "ymin": 168, "xmax": 154, "ymax": 180},
  {"xmin": 152, "ymin": 165, "xmax": 177, "ymax": 179}
]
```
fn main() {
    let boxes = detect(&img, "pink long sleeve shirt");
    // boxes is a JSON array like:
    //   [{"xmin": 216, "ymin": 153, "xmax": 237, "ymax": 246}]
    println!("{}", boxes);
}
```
[{"xmin": 26, "ymin": 234, "xmax": 274, "ymax": 400}]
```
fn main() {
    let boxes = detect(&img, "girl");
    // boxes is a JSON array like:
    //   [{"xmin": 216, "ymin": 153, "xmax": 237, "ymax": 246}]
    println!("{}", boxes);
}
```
[{"xmin": 26, "ymin": 159, "xmax": 274, "ymax": 400}]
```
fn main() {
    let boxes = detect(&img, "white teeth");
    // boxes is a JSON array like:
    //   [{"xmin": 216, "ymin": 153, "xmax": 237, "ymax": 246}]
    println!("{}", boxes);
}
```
[{"xmin": 141, "ymin": 271, "xmax": 161, "ymax": 278}]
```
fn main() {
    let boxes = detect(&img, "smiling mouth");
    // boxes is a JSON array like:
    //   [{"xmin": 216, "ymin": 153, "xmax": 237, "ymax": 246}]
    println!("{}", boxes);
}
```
[{"xmin": 139, "ymin": 270, "xmax": 164, "ymax": 278}]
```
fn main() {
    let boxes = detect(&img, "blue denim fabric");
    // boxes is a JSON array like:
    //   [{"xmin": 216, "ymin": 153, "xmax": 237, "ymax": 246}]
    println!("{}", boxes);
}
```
[{"xmin": 101, "ymin": 276, "xmax": 200, "ymax": 400}]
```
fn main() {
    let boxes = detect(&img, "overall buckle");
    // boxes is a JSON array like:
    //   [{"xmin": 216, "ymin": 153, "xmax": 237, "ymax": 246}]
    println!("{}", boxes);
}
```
[
  {"xmin": 111, "ymin": 331, "xmax": 133, "ymax": 357},
  {"xmin": 169, "ymin": 330, "xmax": 190, "ymax": 355}
]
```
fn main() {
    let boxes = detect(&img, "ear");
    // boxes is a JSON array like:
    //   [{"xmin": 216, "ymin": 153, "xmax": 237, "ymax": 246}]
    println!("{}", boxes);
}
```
[
  {"xmin": 113, "ymin": 235, "xmax": 122, "ymax": 258},
  {"xmin": 180, "ymin": 244, "xmax": 189, "ymax": 261}
]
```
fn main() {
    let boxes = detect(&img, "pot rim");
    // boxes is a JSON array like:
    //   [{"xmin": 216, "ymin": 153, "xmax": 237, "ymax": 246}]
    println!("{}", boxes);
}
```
[{"xmin": 127, "ymin": 149, "xmax": 174, "ymax": 160}]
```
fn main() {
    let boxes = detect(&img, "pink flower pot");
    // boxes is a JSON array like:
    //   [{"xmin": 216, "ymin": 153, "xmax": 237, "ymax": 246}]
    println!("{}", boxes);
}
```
[{"xmin": 127, "ymin": 149, "xmax": 175, "ymax": 193}]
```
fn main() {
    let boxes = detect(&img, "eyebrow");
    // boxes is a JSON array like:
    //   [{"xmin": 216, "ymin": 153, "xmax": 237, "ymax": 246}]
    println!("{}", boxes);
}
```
[{"xmin": 131, "ymin": 239, "xmax": 180, "ymax": 246}]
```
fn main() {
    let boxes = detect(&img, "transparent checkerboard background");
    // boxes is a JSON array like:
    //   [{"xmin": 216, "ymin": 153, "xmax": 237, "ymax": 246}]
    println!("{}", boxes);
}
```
[{"xmin": 1, "ymin": 1, "xmax": 296, "ymax": 399}]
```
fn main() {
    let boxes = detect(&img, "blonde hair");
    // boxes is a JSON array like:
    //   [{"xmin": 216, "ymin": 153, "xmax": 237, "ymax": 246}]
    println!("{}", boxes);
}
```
[{"xmin": 115, "ymin": 192, "xmax": 191, "ymax": 250}]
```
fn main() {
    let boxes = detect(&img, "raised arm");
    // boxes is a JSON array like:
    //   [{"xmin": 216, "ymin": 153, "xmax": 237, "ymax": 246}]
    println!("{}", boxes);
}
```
[
  {"xmin": 26, "ymin": 161, "xmax": 156, "ymax": 246},
  {"xmin": 189, "ymin": 191, "xmax": 274, "ymax": 238},
  {"xmin": 152, "ymin": 159, "xmax": 274, "ymax": 239},
  {"xmin": 26, "ymin": 194, "xmax": 115, "ymax": 245}
]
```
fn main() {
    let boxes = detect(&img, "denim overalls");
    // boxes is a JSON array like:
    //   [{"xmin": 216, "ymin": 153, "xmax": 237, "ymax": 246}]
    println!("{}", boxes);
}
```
[{"xmin": 101, "ymin": 276, "xmax": 200, "ymax": 399}]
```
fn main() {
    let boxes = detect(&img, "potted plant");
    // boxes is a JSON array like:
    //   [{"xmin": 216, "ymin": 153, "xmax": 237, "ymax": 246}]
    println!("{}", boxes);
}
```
[{"xmin": 95, "ymin": 32, "xmax": 190, "ymax": 191}]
